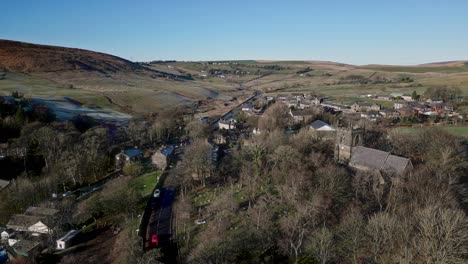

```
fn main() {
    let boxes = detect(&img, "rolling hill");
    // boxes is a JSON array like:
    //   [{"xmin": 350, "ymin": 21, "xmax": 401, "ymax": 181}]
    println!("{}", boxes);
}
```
[
  {"xmin": 0, "ymin": 39, "xmax": 150, "ymax": 74},
  {"xmin": 0, "ymin": 40, "xmax": 467, "ymax": 115}
]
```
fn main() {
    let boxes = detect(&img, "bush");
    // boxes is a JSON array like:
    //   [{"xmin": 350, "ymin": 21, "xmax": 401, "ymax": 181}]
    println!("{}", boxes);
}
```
[{"xmin": 123, "ymin": 162, "xmax": 144, "ymax": 177}]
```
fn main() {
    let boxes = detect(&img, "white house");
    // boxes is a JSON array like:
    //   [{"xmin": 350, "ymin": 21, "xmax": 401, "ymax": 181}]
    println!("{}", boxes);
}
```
[
  {"xmin": 7, "ymin": 215, "xmax": 53, "ymax": 234},
  {"xmin": 56, "ymin": 230, "xmax": 80, "ymax": 250},
  {"xmin": 401, "ymin": 95, "xmax": 414, "ymax": 102},
  {"xmin": 28, "ymin": 221, "xmax": 51, "ymax": 234},
  {"xmin": 252, "ymin": 128, "xmax": 261, "ymax": 135},
  {"xmin": 1, "ymin": 231, "xmax": 9, "ymax": 241},
  {"xmin": 309, "ymin": 120, "xmax": 335, "ymax": 131},
  {"xmin": 218, "ymin": 119, "xmax": 236, "ymax": 130}
]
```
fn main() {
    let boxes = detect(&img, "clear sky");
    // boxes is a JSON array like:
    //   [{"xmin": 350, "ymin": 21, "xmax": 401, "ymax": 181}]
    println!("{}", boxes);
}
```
[{"xmin": 1, "ymin": 0, "xmax": 467, "ymax": 65}]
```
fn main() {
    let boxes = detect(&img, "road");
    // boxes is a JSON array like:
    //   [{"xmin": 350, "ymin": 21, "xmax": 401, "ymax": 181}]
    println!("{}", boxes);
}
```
[
  {"xmin": 146, "ymin": 187, "xmax": 175, "ymax": 247},
  {"xmin": 141, "ymin": 90, "xmax": 260, "ymax": 262}
]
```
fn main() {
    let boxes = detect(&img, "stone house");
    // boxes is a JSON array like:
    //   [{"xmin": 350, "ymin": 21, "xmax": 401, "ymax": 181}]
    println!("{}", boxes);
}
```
[
  {"xmin": 351, "ymin": 102, "xmax": 381, "ymax": 112},
  {"xmin": 151, "ymin": 145, "xmax": 176, "ymax": 170},
  {"xmin": 289, "ymin": 109, "xmax": 313, "ymax": 123},
  {"xmin": 115, "ymin": 148, "xmax": 143, "ymax": 168}
]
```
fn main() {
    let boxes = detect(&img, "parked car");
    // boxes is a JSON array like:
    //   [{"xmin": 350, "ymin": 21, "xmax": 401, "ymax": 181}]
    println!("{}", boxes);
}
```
[
  {"xmin": 195, "ymin": 219, "xmax": 207, "ymax": 225},
  {"xmin": 153, "ymin": 189, "xmax": 160, "ymax": 198},
  {"xmin": 151, "ymin": 234, "xmax": 159, "ymax": 246}
]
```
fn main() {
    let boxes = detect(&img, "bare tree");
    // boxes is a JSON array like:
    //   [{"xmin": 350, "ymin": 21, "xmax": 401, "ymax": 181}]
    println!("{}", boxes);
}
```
[
  {"xmin": 185, "ymin": 119, "xmax": 209, "ymax": 140},
  {"xmin": 257, "ymin": 103, "xmax": 290, "ymax": 132},
  {"xmin": 415, "ymin": 206, "xmax": 467, "ymax": 264},
  {"xmin": 336, "ymin": 208, "xmax": 364, "ymax": 263},
  {"xmin": 307, "ymin": 226, "xmax": 335, "ymax": 264},
  {"xmin": 279, "ymin": 201, "xmax": 316, "ymax": 263},
  {"xmin": 183, "ymin": 139, "xmax": 213, "ymax": 186},
  {"xmin": 366, "ymin": 212, "xmax": 397, "ymax": 263}
]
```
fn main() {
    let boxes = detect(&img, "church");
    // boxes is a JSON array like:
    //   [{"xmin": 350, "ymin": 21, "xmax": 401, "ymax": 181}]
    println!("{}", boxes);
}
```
[{"xmin": 334, "ymin": 125, "xmax": 413, "ymax": 176}]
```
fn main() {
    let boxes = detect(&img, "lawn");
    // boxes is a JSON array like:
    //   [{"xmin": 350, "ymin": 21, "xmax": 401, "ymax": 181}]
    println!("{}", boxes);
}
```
[{"xmin": 129, "ymin": 170, "xmax": 161, "ymax": 197}]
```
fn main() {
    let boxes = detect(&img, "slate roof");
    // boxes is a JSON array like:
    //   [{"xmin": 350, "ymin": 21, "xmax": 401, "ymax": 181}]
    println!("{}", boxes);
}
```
[
  {"xmin": 290, "ymin": 110, "xmax": 312, "ymax": 117},
  {"xmin": 0, "ymin": 179, "xmax": 10, "ymax": 190},
  {"xmin": 349, "ymin": 146, "xmax": 411, "ymax": 175},
  {"xmin": 309, "ymin": 120, "xmax": 334, "ymax": 130},
  {"xmin": 11, "ymin": 239, "xmax": 41, "ymax": 256},
  {"xmin": 382, "ymin": 155, "xmax": 411, "ymax": 175},
  {"xmin": 123, "ymin": 149, "xmax": 143, "ymax": 158},
  {"xmin": 7, "ymin": 215, "xmax": 45, "ymax": 230},
  {"xmin": 57, "ymin": 230, "xmax": 80, "ymax": 242},
  {"xmin": 24, "ymin": 207, "xmax": 59, "ymax": 217},
  {"xmin": 160, "ymin": 145, "xmax": 175, "ymax": 157}
]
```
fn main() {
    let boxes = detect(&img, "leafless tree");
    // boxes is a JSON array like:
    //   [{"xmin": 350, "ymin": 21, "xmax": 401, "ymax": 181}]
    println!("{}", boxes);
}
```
[
  {"xmin": 307, "ymin": 226, "xmax": 335, "ymax": 264},
  {"xmin": 279, "ymin": 201, "xmax": 316, "ymax": 263},
  {"xmin": 366, "ymin": 212, "xmax": 397, "ymax": 263},
  {"xmin": 257, "ymin": 103, "xmax": 290, "ymax": 132},
  {"xmin": 183, "ymin": 139, "xmax": 213, "ymax": 186},
  {"xmin": 414, "ymin": 206, "xmax": 467, "ymax": 264},
  {"xmin": 185, "ymin": 119, "xmax": 209, "ymax": 140},
  {"xmin": 337, "ymin": 208, "xmax": 365, "ymax": 264}
]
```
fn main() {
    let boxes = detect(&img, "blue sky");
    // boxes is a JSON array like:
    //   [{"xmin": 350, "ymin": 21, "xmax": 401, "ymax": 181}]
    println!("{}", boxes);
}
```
[{"xmin": 1, "ymin": 0, "xmax": 467, "ymax": 65}]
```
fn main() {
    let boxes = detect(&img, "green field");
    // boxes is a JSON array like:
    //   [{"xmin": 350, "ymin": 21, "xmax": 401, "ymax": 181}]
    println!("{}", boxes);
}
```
[
  {"xmin": 394, "ymin": 126, "xmax": 468, "ymax": 138},
  {"xmin": 2, "ymin": 59, "xmax": 468, "ymax": 117},
  {"xmin": 361, "ymin": 65, "xmax": 468, "ymax": 74},
  {"xmin": 129, "ymin": 170, "xmax": 161, "ymax": 196}
]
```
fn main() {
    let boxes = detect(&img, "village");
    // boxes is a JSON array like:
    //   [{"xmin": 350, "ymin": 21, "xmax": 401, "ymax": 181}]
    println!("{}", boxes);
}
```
[{"xmin": 0, "ymin": 83, "xmax": 467, "ymax": 263}]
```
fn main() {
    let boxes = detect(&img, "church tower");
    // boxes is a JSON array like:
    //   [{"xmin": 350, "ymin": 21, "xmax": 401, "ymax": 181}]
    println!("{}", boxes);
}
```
[{"xmin": 334, "ymin": 124, "xmax": 364, "ymax": 162}]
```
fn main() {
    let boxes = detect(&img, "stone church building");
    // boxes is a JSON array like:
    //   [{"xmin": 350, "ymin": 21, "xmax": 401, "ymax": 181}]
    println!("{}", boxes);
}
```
[{"xmin": 334, "ymin": 125, "xmax": 413, "ymax": 176}]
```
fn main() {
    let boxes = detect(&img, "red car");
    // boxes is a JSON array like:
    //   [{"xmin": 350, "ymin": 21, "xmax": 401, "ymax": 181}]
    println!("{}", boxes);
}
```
[{"xmin": 151, "ymin": 234, "xmax": 159, "ymax": 246}]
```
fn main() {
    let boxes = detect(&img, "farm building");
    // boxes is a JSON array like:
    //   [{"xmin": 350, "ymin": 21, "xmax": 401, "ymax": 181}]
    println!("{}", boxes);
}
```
[
  {"xmin": 152, "ymin": 145, "xmax": 175, "ymax": 170},
  {"xmin": 7, "ymin": 215, "xmax": 52, "ymax": 234},
  {"xmin": 115, "ymin": 148, "xmax": 144, "ymax": 168},
  {"xmin": 56, "ymin": 230, "xmax": 80, "ymax": 250},
  {"xmin": 217, "ymin": 119, "xmax": 236, "ymax": 130}
]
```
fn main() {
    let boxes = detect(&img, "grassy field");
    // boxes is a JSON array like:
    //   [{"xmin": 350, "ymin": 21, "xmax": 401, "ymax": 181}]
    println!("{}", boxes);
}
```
[
  {"xmin": 2, "ymin": 59, "xmax": 468, "ymax": 117},
  {"xmin": 129, "ymin": 170, "xmax": 161, "ymax": 197},
  {"xmin": 361, "ymin": 64, "xmax": 468, "ymax": 73},
  {"xmin": 394, "ymin": 126, "xmax": 468, "ymax": 138}
]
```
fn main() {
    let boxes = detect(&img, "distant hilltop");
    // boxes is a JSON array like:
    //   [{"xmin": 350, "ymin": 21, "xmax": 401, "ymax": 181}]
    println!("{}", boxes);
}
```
[{"xmin": 0, "ymin": 39, "xmax": 149, "ymax": 74}]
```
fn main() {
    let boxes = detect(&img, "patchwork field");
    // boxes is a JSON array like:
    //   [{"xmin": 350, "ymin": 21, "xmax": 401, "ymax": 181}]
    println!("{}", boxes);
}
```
[
  {"xmin": 394, "ymin": 125, "xmax": 468, "ymax": 138},
  {"xmin": 1, "ymin": 40, "xmax": 467, "ymax": 117}
]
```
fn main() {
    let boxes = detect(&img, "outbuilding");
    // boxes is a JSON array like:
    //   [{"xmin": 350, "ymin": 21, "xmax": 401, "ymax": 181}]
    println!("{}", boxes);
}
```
[{"xmin": 56, "ymin": 230, "xmax": 80, "ymax": 250}]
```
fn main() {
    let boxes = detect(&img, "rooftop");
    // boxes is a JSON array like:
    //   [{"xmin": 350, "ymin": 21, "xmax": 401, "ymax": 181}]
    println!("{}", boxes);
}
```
[
  {"xmin": 123, "ymin": 149, "xmax": 143, "ymax": 158},
  {"xmin": 24, "ymin": 207, "xmax": 59, "ymax": 217},
  {"xmin": 160, "ymin": 145, "xmax": 176, "ymax": 157},
  {"xmin": 309, "ymin": 120, "xmax": 334, "ymax": 130},
  {"xmin": 57, "ymin": 230, "xmax": 80, "ymax": 242},
  {"xmin": 7, "ymin": 215, "xmax": 45, "ymax": 229},
  {"xmin": 350, "ymin": 146, "xmax": 411, "ymax": 175},
  {"xmin": 290, "ymin": 110, "xmax": 312, "ymax": 116},
  {"xmin": 11, "ymin": 239, "xmax": 40, "ymax": 256},
  {"xmin": 0, "ymin": 179, "xmax": 10, "ymax": 190}
]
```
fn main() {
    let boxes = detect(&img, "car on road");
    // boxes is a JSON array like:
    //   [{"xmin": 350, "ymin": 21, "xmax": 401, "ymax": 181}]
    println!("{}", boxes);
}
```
[
  {"xmin": 195, "ymin": 219, "xmax": 207, "ymax": 225},
  {"xmin": 153, "ymin": 189, "xmax": 160, "ymax": 198},
  {"xmin": 151, "ymin": 234, "xmax": 159, "ymax": 246}
]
